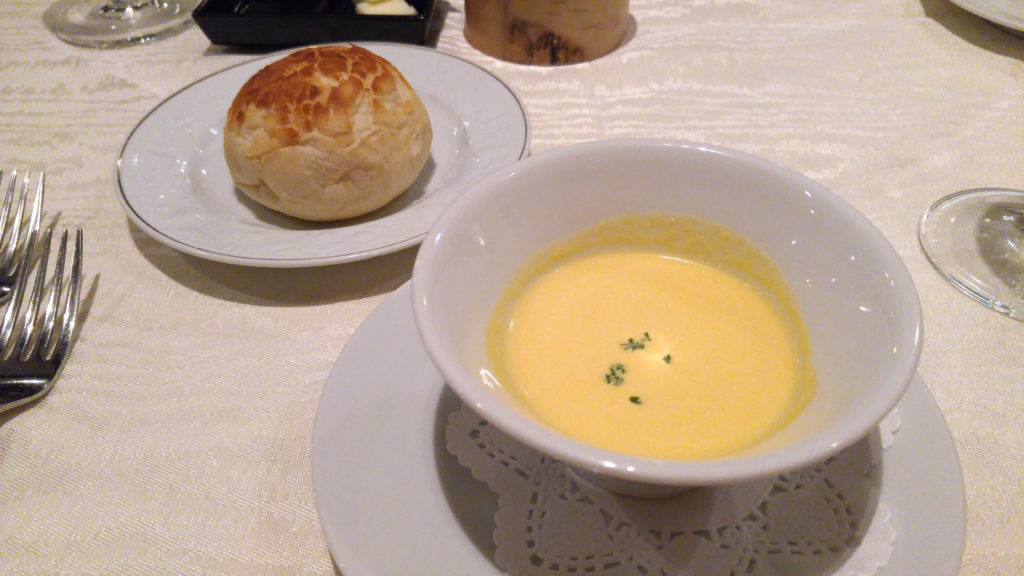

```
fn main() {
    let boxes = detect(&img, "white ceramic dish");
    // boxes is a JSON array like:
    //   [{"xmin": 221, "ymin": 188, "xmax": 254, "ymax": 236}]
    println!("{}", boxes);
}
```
[
  {"xmin": 310, "ymin": 283, "xmax": 965, "ymax": 576},
  {"xmin": 116, "ymin": 42, "xmax": 529, "ymax": 268},
  {"xmin": 949, "ymin": 0, "xmax": 1024, "ymax": 33},
  {"xmin": 411, "ymin": 139, "xmax": 923, "ymax": 492}
]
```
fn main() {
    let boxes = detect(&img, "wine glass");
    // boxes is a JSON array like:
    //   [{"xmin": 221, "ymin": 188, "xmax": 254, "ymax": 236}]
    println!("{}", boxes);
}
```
[
  {"xmin": 919, "ymin": 188, "xmax": 1024, "ymax": 321},
  {"xmin": 43, "ymin": 0, "xmax": 200, "ymax": 48}
]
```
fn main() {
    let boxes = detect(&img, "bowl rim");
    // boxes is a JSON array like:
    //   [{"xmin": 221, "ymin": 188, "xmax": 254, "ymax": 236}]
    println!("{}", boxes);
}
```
[{"xmin": 411, "ymin": 138, "xmax": 923, "ymax": 487}]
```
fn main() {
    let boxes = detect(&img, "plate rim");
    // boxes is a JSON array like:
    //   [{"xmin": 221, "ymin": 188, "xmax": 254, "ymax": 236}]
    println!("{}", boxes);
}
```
[
  {"xmin": 947, "ymin": 0, "xmax": 1024, "ymax": 32},
  {"xmin": 115, "ymin": 41, "xmax": 531, "ymax": 268}
]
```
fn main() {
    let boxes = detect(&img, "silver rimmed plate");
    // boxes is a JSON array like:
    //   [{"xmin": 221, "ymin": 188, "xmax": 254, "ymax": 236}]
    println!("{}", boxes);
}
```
[
  {"xmin": 948, "ymin": 0, "xmax": 1024, "ymax": 34},
  {"xmin": 117, "ymin": 43, "xmax": 530, "ymax": 267},
  {"xmin": 311, "ymin": 283, "xmax": 966, "ymax": 576}
]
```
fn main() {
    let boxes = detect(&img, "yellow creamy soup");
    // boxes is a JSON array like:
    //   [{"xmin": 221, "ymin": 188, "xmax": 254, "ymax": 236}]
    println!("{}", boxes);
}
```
[{"xmin": 487, "ymin": 215, "xmax": 814, "ymax": 460}]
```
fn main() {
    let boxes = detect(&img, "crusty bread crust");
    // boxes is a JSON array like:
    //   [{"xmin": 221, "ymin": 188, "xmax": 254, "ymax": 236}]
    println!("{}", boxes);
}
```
[{"xmin": 224, "ymin": 45, "xmax": 432, "ymax": 221}]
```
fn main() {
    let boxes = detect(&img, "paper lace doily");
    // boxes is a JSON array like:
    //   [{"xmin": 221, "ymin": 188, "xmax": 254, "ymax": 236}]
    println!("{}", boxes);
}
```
[{"xmin": 446, "ymin": 407, "xmax": 901, "ymax": 576}]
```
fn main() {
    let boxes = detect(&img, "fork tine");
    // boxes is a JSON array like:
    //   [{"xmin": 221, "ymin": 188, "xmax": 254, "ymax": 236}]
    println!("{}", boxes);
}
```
[
  {"xmin": 0, "ymin": 228, "xmax": 39, "ymax": 360},
  {"xmin": 7, "ymin": 170, "xmax": 29, "ymax": 243},
  {"xmin": 38, "ymin": 229, "xmax": 79, "ymax": 362},
  {"xmin": 0, "ymin": 169, "xmax": 17, "ymax": 249},
  {"xmin": 27, "ymin": 171, "xmax": 44, "ymax": 243},
  {"xmin": 36, "ymin": 229, "xmax": 65, "ymax": 357},
  {"xmin": 49, "ymin": 228, "xmax": 82, "ymax": 364},
  {"xmin": 0, "ymin": 169, "xmax": 18, "ymax": 259},
  {"xmin": 16, "ymin": 228, "xmax": 55, "ymax": 361}
]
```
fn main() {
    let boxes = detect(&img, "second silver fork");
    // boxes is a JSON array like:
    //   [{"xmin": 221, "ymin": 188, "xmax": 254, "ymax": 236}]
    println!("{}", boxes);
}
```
[{"xmin": 0, "ymin": 226, "xmax": 84, "ymax": 414}]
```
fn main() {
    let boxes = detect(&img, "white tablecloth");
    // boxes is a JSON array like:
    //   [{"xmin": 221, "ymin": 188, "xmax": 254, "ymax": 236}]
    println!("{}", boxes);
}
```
[{"xmin": 1, "ymin": 0, "xmax": 1022, "ymax": 574}]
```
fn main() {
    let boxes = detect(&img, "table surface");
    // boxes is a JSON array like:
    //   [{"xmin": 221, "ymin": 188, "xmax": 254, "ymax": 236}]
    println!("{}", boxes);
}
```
[{"xmin": 1, "ymin": 1, "xmax": 1022, "ymax": 574}]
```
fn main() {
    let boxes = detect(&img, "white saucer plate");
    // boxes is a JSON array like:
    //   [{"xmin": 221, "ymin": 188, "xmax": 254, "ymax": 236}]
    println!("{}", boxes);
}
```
[
  {"xmin": 311, "ymin": 283, "xmax": 966, "ymax": 576},
  {"xmin": 948, "ymin": 0, "xmax": 1024, "ymax": 33},
  {"xmin": 116, "ymin": 43, "xmax": 530, "ymax": 267}
]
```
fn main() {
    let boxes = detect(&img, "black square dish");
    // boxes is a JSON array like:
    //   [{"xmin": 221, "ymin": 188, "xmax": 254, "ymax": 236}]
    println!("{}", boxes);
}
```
[{"xmin": 193, "ymin": 0, "xmax": 438, "ymax": 47}]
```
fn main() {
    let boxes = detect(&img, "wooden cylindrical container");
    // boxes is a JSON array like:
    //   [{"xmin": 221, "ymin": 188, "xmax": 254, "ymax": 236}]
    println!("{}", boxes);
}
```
[{"xmin": 464, "ymin": 0, "xmax": 629, "ymax": 65}]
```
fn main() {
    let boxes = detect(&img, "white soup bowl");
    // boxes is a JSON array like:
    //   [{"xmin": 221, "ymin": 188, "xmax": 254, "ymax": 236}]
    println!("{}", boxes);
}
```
[{"xmin": 411, "ymin": 139, "xmax": 922, "ymax": 495}]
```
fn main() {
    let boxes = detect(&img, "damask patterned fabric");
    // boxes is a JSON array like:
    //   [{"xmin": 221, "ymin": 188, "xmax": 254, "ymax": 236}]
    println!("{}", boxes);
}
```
[{"xmin": 0, "ymin": 0, "xmax": 1022, "ymax": 574}]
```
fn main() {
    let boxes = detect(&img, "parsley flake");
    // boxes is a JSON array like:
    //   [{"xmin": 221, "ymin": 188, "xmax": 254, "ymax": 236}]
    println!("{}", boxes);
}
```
[
  {"xmin": 604, "ymin": 363, "xmax": 627, "ymax": 386},
  {"xmin": 621, "ymin": 332, "xmax": 652, "ymax": 351}
]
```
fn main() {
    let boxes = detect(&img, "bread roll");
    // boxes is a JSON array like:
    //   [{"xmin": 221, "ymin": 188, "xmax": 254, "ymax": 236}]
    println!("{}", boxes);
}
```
[{"xmin": 224, "ymin": 45, "xmax": 432, "ymax": 221}]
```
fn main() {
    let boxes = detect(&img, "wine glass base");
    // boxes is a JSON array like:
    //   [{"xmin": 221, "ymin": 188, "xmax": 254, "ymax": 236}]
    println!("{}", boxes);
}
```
[
  {"xmin": 919, "ymin": 188, "xmax": 1024, "ymax": 321},
  {"xmin": 43, "ymin": 0, "xmax": 199, "ymax": 48}
]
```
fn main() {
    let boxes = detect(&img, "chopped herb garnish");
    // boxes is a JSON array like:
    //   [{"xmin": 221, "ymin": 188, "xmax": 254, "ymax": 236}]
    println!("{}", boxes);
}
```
[
  {"xmin": 629, "ymin": 396, "xmax": 643, "ymax": 405},
  {"xmin": 663, "ymin": 354, "xmax": 672, "ymax": 364},
  {"xmin": 621, "ymin": 332, "xmax": 652, "ymax": 351},
  {"xmin": 604, "ymin": 363, "xmax": 627, "ymax": 386}
]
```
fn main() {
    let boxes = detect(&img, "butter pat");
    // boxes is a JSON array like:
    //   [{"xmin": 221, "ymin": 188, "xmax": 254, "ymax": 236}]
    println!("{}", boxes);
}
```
[{"xmin": 354, "ymin": 0, "xmax": 417, "ymax": 15}]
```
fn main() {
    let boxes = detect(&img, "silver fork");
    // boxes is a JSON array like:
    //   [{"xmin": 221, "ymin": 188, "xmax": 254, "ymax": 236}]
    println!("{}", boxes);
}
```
[
  {"xmin": 0, "ymin": 226, "xmax": 83, "ymax": 414},
  {"xmin": 0, "ymin": 169, "xmax": 45, "ymax": 302}
]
